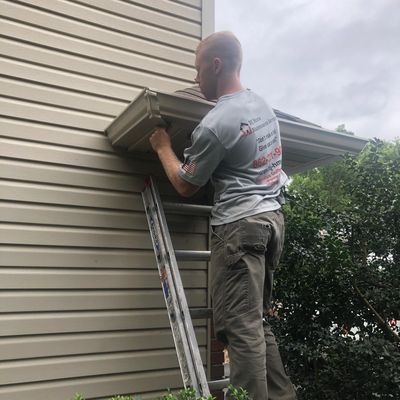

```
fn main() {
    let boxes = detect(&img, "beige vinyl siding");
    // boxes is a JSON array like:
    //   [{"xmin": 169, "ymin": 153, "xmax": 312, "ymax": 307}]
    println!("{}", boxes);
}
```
[{"xmin": 0, "ymin": 0, "xmax": 212, "ymax": 399}]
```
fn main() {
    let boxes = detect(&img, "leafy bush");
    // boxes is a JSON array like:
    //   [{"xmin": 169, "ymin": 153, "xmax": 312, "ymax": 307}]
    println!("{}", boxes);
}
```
[
  {"xmin": 70, "ymin": 394, "xmax": 134, "ymax": 400},
  {"xmin": 70, "ymin": 385, "xmax": 249, "ymax": 400},
  {"xmin": 272, "ymin": 139, "xmax": 400, "ymax": 399},
  {"xmin": 160, "ymin": 387, "xmax": 213, "ymax": 400}
]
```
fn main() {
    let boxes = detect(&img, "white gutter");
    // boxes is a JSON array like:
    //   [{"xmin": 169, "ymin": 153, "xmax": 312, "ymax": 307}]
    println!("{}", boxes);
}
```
[
  {"xmin": 280, "ymin": 119, "xmax": 368, "ymax": 155},
  {"xmin": 105, "ymin": 88, "xmax": 368, "ymax": 173}
]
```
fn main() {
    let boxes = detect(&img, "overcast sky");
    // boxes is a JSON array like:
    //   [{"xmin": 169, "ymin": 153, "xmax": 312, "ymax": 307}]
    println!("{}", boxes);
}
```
[{"xmin": 215, "ymin": 0, "xmax": 399, "ymax": 141}]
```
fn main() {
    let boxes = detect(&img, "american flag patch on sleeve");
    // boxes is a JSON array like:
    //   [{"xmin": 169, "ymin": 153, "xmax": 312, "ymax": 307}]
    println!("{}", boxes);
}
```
[{"xmin": 181, "ymin": 160, "xmax": 197, "ymax": 176}]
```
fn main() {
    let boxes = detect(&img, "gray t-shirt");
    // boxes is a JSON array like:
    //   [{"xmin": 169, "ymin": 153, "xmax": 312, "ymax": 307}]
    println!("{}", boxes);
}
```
[{"xmin": 178, "ymin": 89, "xmax": 288, "ymax": 225}]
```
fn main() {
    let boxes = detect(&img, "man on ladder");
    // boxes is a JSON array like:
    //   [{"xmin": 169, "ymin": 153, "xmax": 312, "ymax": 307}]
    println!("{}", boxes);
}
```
[{"xmin": 149, "ymin": 31, "xmax": 297, "ymax": 400}]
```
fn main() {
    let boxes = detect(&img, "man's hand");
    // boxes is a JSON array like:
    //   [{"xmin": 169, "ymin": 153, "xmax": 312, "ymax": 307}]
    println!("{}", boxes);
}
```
[{"xmin": 149, "ymin": 127, "xmax": 171, "ymax": 154}]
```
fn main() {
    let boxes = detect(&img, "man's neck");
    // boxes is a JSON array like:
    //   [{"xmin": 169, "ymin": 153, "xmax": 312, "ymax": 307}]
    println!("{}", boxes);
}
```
[{"xmin": 216, "ymin": 76, "xmax": 244, "ymax": 99}]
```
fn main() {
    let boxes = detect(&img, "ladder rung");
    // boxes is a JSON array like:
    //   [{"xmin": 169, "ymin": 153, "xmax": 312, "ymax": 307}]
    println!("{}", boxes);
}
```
[
  {"xmin": 175, "ymin": 250, "xmax": 211, "ymax": 261},
  {"xmin": 163, "ymin": 201, "xmax": 212, "ymax": 216},
  {"xmin": 208, "ymin": 378, "xmax": 230, "ymax": 391},
  {"xmin": 189, "ymin": 308, "xmax": 213, "ymax": 319}
]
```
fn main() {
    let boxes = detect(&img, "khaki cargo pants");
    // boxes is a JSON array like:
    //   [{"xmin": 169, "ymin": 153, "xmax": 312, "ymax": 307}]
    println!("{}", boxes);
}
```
[{"xmin": 210, "ymin": 210, "xmax": 297, "ymax": 400}]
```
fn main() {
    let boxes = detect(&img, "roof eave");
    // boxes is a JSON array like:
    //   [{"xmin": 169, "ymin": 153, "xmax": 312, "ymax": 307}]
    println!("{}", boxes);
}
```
[{"xmin": 105, "ymin": 88, "xmax": 369, "ymax": 174}]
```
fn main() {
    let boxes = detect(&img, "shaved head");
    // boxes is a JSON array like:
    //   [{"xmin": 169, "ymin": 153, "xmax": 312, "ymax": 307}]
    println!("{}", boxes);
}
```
[{"xmin": 196, "ymin": 31, "xmax": 243, "ymax": 73}]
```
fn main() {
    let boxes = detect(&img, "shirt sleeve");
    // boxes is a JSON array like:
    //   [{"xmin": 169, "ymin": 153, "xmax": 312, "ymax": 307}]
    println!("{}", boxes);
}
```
[{"xmin": 178, "ymin": 125, "xmax": 226, "ymax": 187}]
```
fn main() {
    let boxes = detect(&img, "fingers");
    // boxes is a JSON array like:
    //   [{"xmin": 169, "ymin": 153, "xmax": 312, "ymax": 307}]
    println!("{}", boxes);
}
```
[
  {"xmin": 150, "ymin": 127, "xmax": 166, "ymax": 142},
  {"xmin": 149, "ymin": 126, "xmax": 170, "ymax": 152},
  {"xmin": 150, "ymin": 128, "xmax": 164, "ymax": 142},
  {"xmin": 154, "ymin": 126, "xmax": 167, "ymax": 135}
]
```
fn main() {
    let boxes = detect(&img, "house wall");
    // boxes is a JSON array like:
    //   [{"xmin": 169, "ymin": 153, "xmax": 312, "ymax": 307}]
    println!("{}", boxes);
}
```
[{"xmin": 0, "ymin": 1, "xmax": 214, "ymax": 399}]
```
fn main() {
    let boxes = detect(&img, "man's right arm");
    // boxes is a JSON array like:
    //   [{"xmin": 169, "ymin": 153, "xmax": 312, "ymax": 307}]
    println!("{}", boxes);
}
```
[{"xmin": 149, "ymin": 127, "xmax": 200, "ymax": 198}]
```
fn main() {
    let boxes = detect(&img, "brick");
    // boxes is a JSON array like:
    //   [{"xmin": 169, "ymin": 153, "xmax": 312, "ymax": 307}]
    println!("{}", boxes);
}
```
[
  {"xmin": 211, "ymin": 390, "xmax": 224, "ymax": 400},
  {"xmin": 211, "ymin": 351, "xmax": 224, "ymax": 364},
  {"xmin": 210, "ymin": 364, "xmax": 224, "ymax": 379},
  {"xmin": 211, "ymin": 338, "xmax": 225, "ymax": 352}
]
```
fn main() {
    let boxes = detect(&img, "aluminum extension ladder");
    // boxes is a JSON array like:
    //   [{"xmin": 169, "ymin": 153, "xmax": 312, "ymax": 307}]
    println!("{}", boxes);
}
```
[{"xmin": 142, "ymin": 177, "xmax": 228, "ymax": 398}]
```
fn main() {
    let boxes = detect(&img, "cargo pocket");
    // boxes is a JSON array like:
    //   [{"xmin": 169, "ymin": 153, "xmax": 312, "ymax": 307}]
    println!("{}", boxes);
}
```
[
  {"xmin": 223, "ymin": 219, "xmax": 270, "ymax": 316},
  {"xmin": 224, "ymin": 258, "xmax": 249, "ymax": 315},
  {"xmin": 223, "ymin": 220, "xmax": 248, "ymax": 315}
]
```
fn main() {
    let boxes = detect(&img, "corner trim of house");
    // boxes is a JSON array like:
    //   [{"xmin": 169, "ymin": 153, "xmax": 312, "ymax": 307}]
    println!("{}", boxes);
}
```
[{"xmin": 202, "ymin": 0, "xmax": 215, "ymax": 38}]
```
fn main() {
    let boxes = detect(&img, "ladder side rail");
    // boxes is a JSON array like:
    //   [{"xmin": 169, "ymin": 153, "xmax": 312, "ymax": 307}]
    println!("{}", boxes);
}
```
[{"xmin": 149, "ymin": 179, "xmax": 211, "ymax": 398}]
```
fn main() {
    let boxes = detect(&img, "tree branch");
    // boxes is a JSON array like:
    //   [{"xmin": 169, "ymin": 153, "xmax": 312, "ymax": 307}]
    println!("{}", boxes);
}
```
[{"xmin": 353, "ymin": 284, "xmax": 400, "ymax": 343}]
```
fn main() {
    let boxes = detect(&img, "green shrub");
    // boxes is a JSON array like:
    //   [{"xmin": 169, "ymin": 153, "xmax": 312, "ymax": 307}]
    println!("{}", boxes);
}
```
[
  {"xmin": 70, "ymin": 385, "xmax": 250, "ymax": 400},
  {"xmin": 70, "ymin": 394, "xmax": 134, "ymax": 400},
  {"xmin": 274, "ymin": 139, "xmax": 400, "ymax": 399},
  {"xmin": 227, "ymin": 385, "xmax": 249, "ymax": 400}
]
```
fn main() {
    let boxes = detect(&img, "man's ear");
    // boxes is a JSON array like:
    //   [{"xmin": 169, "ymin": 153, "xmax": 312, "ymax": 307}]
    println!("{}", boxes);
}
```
[{"xmin": 213, "ymin": 57, "xmax": 223, "ymax": 75}]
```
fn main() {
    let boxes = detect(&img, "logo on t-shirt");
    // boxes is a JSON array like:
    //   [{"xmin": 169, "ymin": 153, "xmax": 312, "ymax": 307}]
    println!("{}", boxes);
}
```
[
  {"xmin": 181, "ymin": 159, "xmax": 197, "ymax": 176},
  {"xmin": 240, "ymin": 122, "xmax": 253, "ymax": 137}
]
